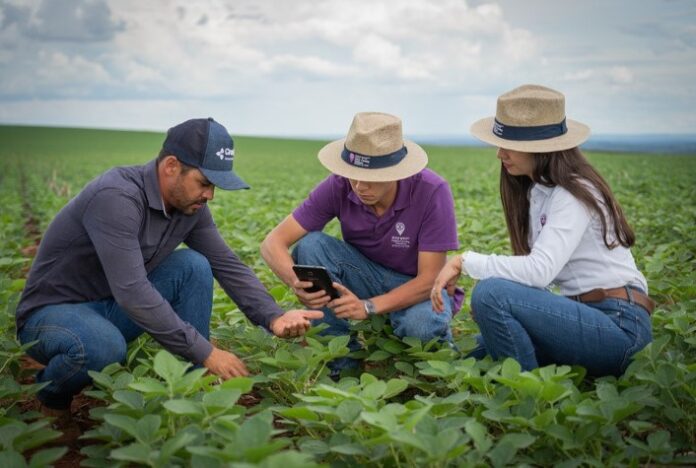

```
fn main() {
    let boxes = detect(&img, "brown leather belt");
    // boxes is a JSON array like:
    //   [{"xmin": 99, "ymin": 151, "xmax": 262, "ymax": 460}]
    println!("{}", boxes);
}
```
[{"xmin": 568, "ymin": 286, "xmax": 655, "ymax": 315}]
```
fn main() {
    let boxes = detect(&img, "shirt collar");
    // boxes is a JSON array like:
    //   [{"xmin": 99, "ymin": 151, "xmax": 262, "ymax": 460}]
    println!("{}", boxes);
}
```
[
  {"xmin": 531, "ymin": 183, "xmax": 554, "ymax": 197},
  {"xmin": 144, "ymin": 159, "xmax": 167, "ymax": 214}
]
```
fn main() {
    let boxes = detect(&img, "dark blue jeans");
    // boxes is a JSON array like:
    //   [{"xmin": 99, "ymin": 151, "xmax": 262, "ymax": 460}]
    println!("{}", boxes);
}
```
[
  {"xmin": 18, "ymin": 249, "xmax": 213, "ymax": 409},
  {"xmin": 468, "ymin": 278, "xmax": 653, "ymax": 376},
  {"xmin": 292, "ymin": 232, "xmax": 453, "ymax": 372}
]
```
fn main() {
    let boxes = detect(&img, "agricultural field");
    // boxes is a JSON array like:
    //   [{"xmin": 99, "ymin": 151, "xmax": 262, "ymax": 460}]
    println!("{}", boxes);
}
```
[{"xmin": 1, "ymin": 125, "xmax": 695, "ymax": 467}]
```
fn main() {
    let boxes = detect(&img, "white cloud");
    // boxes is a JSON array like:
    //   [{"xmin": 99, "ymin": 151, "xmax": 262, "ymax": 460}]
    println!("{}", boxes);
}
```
[
  {"xmin": 609, "ymin": 66, "xmax": 634, "ymax": 84},
  {"xmin": 0, "ymin": 0, "xmax": 693, "ymax": 135}
]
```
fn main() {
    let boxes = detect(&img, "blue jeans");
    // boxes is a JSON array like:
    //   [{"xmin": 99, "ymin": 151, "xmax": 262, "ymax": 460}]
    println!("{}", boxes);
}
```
[
  {"xmin": 292, "ymin": 232, "xmax": 453, "ymax": 371},
  {"xmin": 18, "ymin": 249, "xmax": 213, "ymax": 409},
  {"xmin": 468, "ymin": 278, "xmax": 653, "ymax": 376}
]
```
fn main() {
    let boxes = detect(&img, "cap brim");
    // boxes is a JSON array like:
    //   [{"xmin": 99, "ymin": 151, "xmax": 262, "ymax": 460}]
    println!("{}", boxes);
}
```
[
  {"xmin": 200, "ymin": 168, "xmax": 250, "ymax": 190},
  {"xmin": 470, "ymin": 116, "xmax": 590, "ymax": 153},
  {"xmin": 317, "ymin": 138, "xmax": 428, "ymax": 182}
]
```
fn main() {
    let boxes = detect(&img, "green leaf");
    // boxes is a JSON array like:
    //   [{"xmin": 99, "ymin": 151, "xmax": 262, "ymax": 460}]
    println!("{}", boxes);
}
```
[
  {"xmin": 111, "ymin": 442, "xmax": 151, "ymax": 463},
  {"xmin": 153, "ymin": 350, "xmax": 189, "ymax": 383},
  {"xmin": 220, "ymin": 376, "xmax": 254, "ymax": 393},
  {"xmin": 328, "ymin": 335, "xmax": 350, "ymax": 356},
  {"xmin": 112, "ymin": 390, "xmax": 144, "ymax": 410},
  {"xmin": 361, "ymin": 380, "xmax": 387, "ymax": 400},
  {"xmin": 335, "ymin": 400, "xmax": 362, "ymax": 424},
  {"xmin": 129, "ymin": 378, "xmax": 168, "ymax": 395},
  {"xmin": 383, "ymin": 378, "xmax": 408, "ymax": 399},
  {"xmin": 163, "ymin": 399, "xmax": 202, "ymax": 416},
  {"xmin": 278, "ymin": 407, "xmax": 319, "ymax": 421},
  {"xmin": 103, "ymin": 414, "xmax": 139, "ymax": 439},
  {"xmin": 500, "ymin": 432, "xmax": 536, "ymax": 449},
  {"xmin": 236, "ymin": 410, "xmax": 273, "ymax": 448},
  {"xmin": 366, "ymin": 350, "xmax": 391, "ymax": 361},
  {"xmin": 0, "ymin": 450, "xmax": 25, "ymax": 467},
  {"xmin": 29, "ymin": 447, "xmax": 68, "ymax": 468},
  {"xmin": 203, "ymin": 389, "xmax": 242, "ymax": 412},
  {"xmin": 135, "ymin": 414, "xmax": 161, "ymax": 444},
  {"xmin": 330, "ymin": 443, "xmax": 369, "ymax": 456}
]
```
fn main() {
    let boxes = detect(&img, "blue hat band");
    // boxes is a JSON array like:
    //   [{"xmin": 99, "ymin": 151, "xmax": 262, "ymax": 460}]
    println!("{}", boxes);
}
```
[
  {"xmin": 492, "ymin": 118, "xmax": 567, "ymax": 141},
  {"xmin": 341, "ymin": 145, "xmax": 408, "ymax": 169}
]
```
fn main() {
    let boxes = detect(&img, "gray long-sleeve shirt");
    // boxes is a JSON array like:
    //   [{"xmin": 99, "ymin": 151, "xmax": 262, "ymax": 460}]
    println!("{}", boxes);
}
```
[{"xmin": 16, "ymin": 159, "xmax": 284, "ymax": 364}]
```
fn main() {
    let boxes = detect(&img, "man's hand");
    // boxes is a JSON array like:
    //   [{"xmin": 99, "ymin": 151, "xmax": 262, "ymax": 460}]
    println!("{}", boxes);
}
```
[
  {"xmin": 431, "ymin": 255, "xmax": 463, "ymax": 313},
  {"xmin": 203, "ymin": 346, "xmax": 249, "ymax": 380},
  {"xmin": 292, "ymin": 279, "xmax": 332, "ymax": 310},
  {"xmin": 329, "ymin": 283, "xmax": 369, "ymax": 320},
  {"xmin": 270, "ymin": 309, "xmax": 325, "ymax": 338}
]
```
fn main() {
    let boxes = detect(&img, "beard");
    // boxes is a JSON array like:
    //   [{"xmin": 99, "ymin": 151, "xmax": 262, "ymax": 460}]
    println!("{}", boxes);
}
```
[{"xmin": 169, "ymin": 179, "xmax": 206, "ymax": 215}]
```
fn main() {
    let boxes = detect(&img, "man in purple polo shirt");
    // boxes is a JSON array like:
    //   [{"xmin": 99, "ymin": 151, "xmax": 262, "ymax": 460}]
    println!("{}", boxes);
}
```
[{"xmin": 261, "ymin": 112, "xmax": 462, "ymax": 376}]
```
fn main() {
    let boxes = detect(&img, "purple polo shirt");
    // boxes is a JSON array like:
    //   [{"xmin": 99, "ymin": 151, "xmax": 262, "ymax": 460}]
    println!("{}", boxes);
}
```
[{"xmin": 293, "ymin": 169, "xmax": 463, "ymax": 311}]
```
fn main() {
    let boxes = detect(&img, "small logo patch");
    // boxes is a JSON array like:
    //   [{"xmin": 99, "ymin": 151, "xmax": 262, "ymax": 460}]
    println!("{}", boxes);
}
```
[
  {"xmin": 493, "ymin": 121, "xmax": 504, "ymax": 136},
  {"xmin": 540, "ymin": 214, "xmax": 547, "ymax": 227},
  {"xmin": 216, "ymin": 147, "xmax": 234, "ymax": 161},
  {"xmin": 395, "ymin": 222, "xmax": 405, "ymax": 236}
]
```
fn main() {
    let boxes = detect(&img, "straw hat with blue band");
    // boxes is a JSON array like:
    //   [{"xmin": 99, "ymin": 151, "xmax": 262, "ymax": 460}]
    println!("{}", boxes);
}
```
[
  {"xmin": 318, "ymin": 112, "xmax": 428, "ymax": 182},
  {"xmin": 470, "ymin": 84, "xmax": 591, "ymax": 153}
]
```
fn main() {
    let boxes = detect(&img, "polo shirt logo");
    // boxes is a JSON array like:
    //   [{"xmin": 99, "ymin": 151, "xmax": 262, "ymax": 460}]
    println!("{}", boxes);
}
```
[
  {"xmin": 395, "ymin": 222, "xmax": 405, "ymax": 236},
  {"xmin": 391, "ymin": 221, "xmax": 410, "ymax": 248},
  {"xmin": 540, "ymin": 214, "xmax": 547, "ymax": 227}
]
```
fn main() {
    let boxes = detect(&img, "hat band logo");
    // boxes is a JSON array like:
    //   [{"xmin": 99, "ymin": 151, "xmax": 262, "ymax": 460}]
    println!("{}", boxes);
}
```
[
  {"xmin": 216, "ymin": 147, "xmax": 234, "ymax": 161},
  {"xmin": 341, "ymin": 146, "xmax": 408, "ymax": 169},
  {"xmin": 492, "ymin": 118, "xmax": 567, "ymax": 141}
]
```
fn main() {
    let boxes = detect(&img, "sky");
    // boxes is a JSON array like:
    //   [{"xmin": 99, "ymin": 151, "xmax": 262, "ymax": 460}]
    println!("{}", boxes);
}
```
[{"xmin": 0, "ymin": 0, "xmax": 695, "ymax": 138}]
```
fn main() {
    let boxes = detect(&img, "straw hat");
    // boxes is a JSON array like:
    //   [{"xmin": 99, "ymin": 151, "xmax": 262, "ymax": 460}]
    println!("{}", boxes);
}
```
[
  {"xmin": 470, "ymin": 84, "xmax": 590, "ymax": 153},
  {"xmin": 318, "ymin": 112, "xmax": 428, "ymax": 182}
]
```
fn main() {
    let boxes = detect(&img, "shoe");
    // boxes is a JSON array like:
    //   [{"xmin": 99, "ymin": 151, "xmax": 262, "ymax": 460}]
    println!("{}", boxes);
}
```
[{"xmin": 39, "ymin": 404, "xmax": 81, "ymax": 446}]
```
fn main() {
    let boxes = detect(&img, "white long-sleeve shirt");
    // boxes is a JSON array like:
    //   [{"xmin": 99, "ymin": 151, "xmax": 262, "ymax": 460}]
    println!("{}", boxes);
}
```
[{"xmin": 463, "ymin": 183, "xmax": 648, "ymax": 296}]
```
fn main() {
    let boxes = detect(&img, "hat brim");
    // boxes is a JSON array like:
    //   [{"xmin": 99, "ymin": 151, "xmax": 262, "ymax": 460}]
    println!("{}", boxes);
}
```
[
  {"xmin": 200, "ymin": 168, "xmax": 250, "ymax": 191},
  {"xmin": 317, "ymin": 139, "xmax": 428, "ymax": 182},
  {"xmin": 470, "ymin": 117, "xmax": 590, "ymax": 153}
]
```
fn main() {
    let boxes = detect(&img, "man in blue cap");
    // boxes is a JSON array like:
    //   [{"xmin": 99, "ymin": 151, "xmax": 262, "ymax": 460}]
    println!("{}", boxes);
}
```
[{"xmin": 16, "ymin": 118, "xmax": 322, "ymax": 420}]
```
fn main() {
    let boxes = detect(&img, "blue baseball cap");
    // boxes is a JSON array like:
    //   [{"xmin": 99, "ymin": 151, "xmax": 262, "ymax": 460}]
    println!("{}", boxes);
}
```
[{"xmin": 162, "ymin": 117, "xmax": 250, "ymax": 190}]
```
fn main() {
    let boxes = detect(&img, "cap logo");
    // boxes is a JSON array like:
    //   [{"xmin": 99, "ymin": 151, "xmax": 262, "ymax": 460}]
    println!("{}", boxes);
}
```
[{"xmin": 216, "ymin": 147, "xmax": 234, "ymax": 161}]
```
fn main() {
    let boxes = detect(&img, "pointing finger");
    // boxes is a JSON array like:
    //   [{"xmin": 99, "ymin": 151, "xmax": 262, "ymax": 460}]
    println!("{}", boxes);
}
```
[{"xmin": 301, "ymin": 310, "xmax": 324, "ymax": 320}]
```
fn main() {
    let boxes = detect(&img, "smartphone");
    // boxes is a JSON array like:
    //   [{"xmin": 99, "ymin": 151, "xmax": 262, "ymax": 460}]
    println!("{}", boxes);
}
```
[{"xmin": 292, "ymin": 265, "xmax": 340, "ymax": 299}]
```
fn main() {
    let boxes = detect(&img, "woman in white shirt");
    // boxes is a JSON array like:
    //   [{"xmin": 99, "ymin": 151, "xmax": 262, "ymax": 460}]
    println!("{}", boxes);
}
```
[{"xmin": 431, "ymin": 84, "xmax": 653, "ymax": 376}]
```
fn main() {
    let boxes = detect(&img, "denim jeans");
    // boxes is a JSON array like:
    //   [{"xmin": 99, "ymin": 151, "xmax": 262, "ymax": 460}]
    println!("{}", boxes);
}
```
[
  {"xmin": 18, "ymin": 249, "xmax": 213, "ymax": 409},
  {"xmin": 468, "ymin": 278, "xmax": 653, "ymax": 376},
  {"xmin": 292, "ymin": 232, "xmax": 453, "ymax": 372}
]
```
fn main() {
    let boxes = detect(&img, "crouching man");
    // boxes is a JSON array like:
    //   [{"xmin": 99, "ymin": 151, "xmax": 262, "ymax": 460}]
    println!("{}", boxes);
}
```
[
  {"xmin": 261, "ymin": 112, "xmax": 462, "ymax": 378},
  {"xmin": 16, "ymin": 117, "xmax": 321, "ymax": 417}
]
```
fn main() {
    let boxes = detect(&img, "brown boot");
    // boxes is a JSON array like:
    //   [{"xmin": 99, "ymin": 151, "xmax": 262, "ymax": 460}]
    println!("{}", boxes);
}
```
[{"xmin": 39, "ymin": 404, "xmax": 82, "ymax": 446}]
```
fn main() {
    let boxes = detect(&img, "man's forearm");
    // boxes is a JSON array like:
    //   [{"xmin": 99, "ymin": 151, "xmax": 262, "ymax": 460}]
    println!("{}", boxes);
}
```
[{"xmin": 260, "ymin": 236, "xmax": 298, "ymax": 288}]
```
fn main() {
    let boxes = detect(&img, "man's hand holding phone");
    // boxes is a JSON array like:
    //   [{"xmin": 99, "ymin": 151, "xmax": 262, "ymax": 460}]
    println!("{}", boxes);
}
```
[
  {"xmin": 292, "ymin": 278, "xmax": 332, "ymax": 309},
  {"xmin": 292, "ymin": 265, "xmax": 340, "ymax": 309}
]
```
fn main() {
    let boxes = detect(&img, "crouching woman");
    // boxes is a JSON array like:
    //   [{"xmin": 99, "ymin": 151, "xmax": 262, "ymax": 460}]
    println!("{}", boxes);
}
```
[{"xmin": 431, "ymin": 84, "xmax": 653, "ymax": 376}]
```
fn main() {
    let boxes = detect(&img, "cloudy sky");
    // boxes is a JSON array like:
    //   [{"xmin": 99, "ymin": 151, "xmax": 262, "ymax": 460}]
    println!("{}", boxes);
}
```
[{"xmin": 0, "ymin": 0, "xmax": 694, "ymax": 137}]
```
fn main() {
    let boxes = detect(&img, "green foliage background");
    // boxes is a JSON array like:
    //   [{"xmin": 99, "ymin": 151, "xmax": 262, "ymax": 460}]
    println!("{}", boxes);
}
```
[{"xmin": 1, "ymin": 125, "xmax": 695, "ymax": 466}]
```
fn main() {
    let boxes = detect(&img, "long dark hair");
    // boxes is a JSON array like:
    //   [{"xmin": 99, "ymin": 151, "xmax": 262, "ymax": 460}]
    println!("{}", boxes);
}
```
[{"xmin": 500, "ymin": 147, "xmax": 635, "ymax": 255}]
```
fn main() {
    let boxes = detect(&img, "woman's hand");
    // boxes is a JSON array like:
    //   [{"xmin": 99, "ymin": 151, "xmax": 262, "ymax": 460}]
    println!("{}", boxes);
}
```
[{"xmin": 430, "ymin": 255, "xmax": 463, "ymax": 313}]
